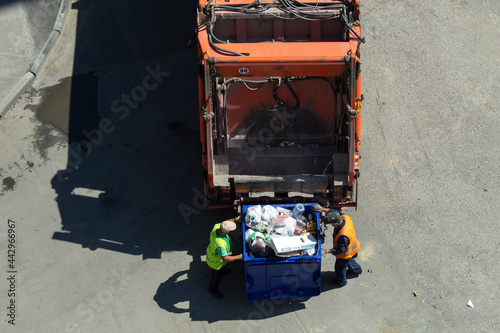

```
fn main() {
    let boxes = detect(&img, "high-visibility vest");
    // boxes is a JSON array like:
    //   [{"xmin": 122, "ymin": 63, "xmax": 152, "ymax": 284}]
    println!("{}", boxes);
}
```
[
  {"xmin": 206, "ymin": 223, "xmax": 230, "ymax": 270},
  {"xmin": 334, "ymin": 215, "xmax": 360, "ymax": 260}
]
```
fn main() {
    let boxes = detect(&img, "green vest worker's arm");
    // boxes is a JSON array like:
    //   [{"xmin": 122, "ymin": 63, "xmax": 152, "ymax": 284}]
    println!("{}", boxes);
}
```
[{"xmin": 221, "ymin": 253, "xmax": 243, "ymax": 263}]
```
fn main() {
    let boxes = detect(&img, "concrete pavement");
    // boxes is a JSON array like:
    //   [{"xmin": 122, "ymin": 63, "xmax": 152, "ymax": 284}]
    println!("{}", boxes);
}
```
[
  {"xmin": 0, "ymin": 0, "xmax": 499, "ymax": 332},
  {"xmin": 0, "ymin": 0, "xmax": 66, "ymax": 117}
]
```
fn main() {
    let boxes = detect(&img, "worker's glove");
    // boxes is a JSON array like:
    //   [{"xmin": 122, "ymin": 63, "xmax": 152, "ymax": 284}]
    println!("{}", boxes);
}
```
[
  {"xmin": 313, "ymin": 204, "xmax": 323, "ymax": 213},
  {"xmin": 234, "ymin": 216, "xmax": 242, "ymax": 224},
  {"xmin": 321, "ymin": 249, "xmax": 330, "ymax": 257}
]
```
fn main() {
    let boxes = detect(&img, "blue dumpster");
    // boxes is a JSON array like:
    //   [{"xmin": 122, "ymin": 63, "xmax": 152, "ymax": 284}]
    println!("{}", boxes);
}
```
[{"xmin": 242, "ymin": 203, "xmax": 322, "ymax": 301}]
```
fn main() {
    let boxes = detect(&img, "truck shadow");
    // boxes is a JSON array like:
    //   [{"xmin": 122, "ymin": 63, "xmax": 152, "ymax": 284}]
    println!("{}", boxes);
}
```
[{"xmin": 50, "ymin": 0, "xmax": 201, "ymax": 259}]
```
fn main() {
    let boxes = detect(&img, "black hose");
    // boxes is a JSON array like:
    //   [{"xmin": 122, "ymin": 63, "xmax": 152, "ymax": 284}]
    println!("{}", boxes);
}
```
[
  {"xmin": 205, "ymin": 0, "xmax": 215, "ymax": 14},
  {"xmin": 341, "ymin": 9, "xmax": 365, "ymax": 43},
  {"xmin": 208, "ymin": 33, "xmax": 249, "ymax": 56},
  {"xmin": 212, "ymin": 0, "xmax": 261, "ymax": 12},
  {"xmin": 273, "ymin": 79, "xmax": 300, "ymax": 110},
  {"xmin": 207, "ymin": 8, "xmax": 249, "ymax": 56}
]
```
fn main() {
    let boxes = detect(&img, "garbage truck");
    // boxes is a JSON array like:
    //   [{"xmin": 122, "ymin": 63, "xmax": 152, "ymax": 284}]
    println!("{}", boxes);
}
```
[
  {"xmin": 197, "ymin": 1, "xmax": 364, "ymax": 300},
  {"xmin": 196, "ymin": 0, "xmax": 364, "ymax": 209}
]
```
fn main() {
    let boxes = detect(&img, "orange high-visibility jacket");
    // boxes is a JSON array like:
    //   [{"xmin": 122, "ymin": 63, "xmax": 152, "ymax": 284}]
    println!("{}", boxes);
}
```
[{"xmin": 334, "ymin": 216, "xmax": 360, "ymax": 260}]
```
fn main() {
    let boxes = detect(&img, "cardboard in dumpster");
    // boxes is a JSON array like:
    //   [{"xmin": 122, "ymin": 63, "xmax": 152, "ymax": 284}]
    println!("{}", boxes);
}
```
[
  {"xmin": 270, "ymin": 235, "xmax": 317, "ymax": 254},
  {"xmin": 275, "ymin": 250, "xmax": 303, "ymax": 258}
]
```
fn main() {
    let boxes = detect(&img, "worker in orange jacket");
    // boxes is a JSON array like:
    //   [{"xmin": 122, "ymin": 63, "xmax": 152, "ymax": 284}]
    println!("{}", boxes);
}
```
[{"xmin": 315, "ymin": 205, "xmax": 362, "ymax": 286}]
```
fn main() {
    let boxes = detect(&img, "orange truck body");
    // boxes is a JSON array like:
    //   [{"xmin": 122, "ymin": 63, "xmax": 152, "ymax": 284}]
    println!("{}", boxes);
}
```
[{"xmin": 197, "ymin": 0, "xmax": 363, "ymax": 209}]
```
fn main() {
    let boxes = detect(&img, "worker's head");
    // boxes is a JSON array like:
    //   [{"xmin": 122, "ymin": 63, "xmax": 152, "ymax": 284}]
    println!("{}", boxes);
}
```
[
  {"xmin": 326, "ymin": 212, "xmax": 343, "ymax": 226},
  {"xmin": 220, "ymin": 220, "xmax": 237, "ymax": 234}
]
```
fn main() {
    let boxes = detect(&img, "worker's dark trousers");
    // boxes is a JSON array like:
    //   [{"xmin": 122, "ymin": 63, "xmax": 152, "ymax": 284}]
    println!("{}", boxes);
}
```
[
  {"xmin": 335, "ymin": 253, "xmax": 362, "ymax": 286},
  {"xmin": 209, "ymin": 268, "xmax": 223, "ymax": 293}
]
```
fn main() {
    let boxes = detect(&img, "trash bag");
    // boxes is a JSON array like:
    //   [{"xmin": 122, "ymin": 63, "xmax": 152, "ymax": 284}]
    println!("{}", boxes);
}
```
[
  {"xmin": 261, "ymin": 205, "xmax": 278, "ymax": 222},
  {"xmin": 245, "ymin": 231, "xmax": 266, "ymax": 246},
  {"xmin": 245, "ymin": 205, "xmax": 268, "ymax": 232},
  {"xmin": 249, "ymin": 237, "xmax": 274, "ymax": 257},
  {"xmin": 276, "ymin": 206, "xmax": 292, "ymax": 217},
  {"xmin": 248, "ymin": 221, "xmax": 268, "ymax": 232},
  {"xmin": 267, "ymin": 215, "xmax": 297, "ymax": 236},
  {"xmin": 245, "ymin": 205, "xmax": 261, "ymax": 224},
  {"xmin": 244, "ymin": 228, "xmax": 254, "ymax": 244},
  {"xmin": 268, "ymin": 226, "xmax": 289, "ymax": 236}
]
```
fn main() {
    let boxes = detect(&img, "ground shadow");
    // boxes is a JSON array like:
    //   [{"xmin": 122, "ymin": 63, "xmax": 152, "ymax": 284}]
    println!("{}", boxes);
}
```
[
  {"xmin": 154, "ymin": 249, "xmax": 308, "ymax": 323},
  {"xmin": 321, "ymin": 269, "xmax": 363, "ymax": 292},
  {"xmin": 50, "ymin": 0, "xmax": 201, "ymax": 259}
]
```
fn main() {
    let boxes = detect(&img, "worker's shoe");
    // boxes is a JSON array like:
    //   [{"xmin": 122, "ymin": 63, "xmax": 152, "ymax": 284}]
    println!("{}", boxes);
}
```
[
  {"xmin": 347, "ymin": 270, "xmax": 361, "ymax": 277},
  {"xmin": 209, "ymin": 289, "xmax": 224, "ymax": 300}
]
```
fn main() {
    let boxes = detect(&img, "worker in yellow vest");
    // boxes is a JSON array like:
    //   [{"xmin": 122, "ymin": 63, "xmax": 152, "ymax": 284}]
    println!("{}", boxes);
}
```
[
  {"xmin": 314, "ymin": 205, "xmax": 362, "ymax": 287},
  {"xmin": 206, "ymin": 218, "xmax": 243, "ymax": 299}
]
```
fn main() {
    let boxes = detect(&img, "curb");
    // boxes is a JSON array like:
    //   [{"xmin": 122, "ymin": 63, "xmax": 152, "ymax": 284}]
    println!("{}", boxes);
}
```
[{"xmin": 0, "ymin": 0, "xmax": 72, "ymax": 119}]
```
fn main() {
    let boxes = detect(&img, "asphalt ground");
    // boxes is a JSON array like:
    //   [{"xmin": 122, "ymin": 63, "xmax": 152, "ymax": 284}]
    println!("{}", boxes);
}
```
[
  {"xmin": 0, "ymin": 0, "xmax": 499, "ymax": 332},
  {"xmin": 0, "ymin": 0, "xmax": 62, "ymax": 106}
]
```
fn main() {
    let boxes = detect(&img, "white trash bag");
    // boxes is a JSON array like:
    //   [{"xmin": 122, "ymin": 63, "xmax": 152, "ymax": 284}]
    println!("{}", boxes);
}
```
[
  {"xmin": 276, "ymin": 206, "xmax": 292, "ymax": 217},
  {"xmin": 267, "ymin": 215, "xmax": 297, "ymax": 236},
  {"xmin": 245, "ymin": 230, "xmax": 266, "ymax": 246},
  {"xmin": 261, "ymin": 205, "xmax": 278, "ymax": 222},
  {"xmin": 244, "ymin": 228, "xmax": 255, "ymax": 244},
  {"xmin": 245, "ymin": 205, "xmax": 268, "ymax": 232}
]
